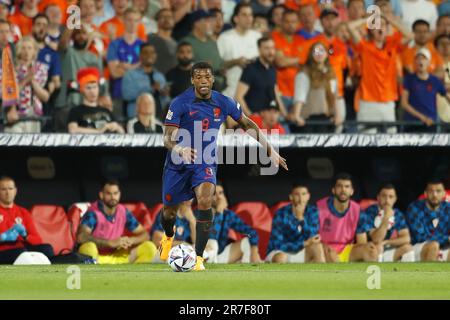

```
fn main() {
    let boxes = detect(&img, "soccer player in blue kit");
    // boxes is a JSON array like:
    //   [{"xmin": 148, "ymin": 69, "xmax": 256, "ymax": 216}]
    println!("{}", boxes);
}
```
[{"xmin": 160, "ymin": 61, "xmax": 288, "ymax": 270}]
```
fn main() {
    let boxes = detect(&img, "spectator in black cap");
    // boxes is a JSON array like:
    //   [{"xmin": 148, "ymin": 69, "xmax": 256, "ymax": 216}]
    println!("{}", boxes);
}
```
[{"xmin": 319, "ymin": 7, "xmax": 338, "ymax": 20}]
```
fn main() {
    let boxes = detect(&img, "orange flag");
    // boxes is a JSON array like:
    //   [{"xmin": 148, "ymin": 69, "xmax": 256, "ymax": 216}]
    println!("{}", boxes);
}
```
[{"xmin": 1, "ymin": 45, "xmax": 19, "ymax": 107}]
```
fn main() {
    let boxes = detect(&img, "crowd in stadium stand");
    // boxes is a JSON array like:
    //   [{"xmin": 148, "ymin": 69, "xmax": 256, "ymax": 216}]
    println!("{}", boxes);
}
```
[
  {"xmin": 1, "ymin": 0, "xmax": 450, "ymax": 133},
  {"xmin": 0, "ymin": 174, "xmax": 449, "ymax": 264}
]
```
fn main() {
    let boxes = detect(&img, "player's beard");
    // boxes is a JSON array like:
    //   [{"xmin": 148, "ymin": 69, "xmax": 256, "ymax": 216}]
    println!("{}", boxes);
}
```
[
  {"xmin": 178, "ymin": 57, "xmax": 192, "ymax": 67},
  {"xmin": 261, "ymin": 54, "xmax": 275, "ymax": 66},
  {"xmin": 0, "ymin": 197, "xmax": 13, "ymax": 206},
  {"xmin": 74, "ymin": 40, "xmax": 88, "ymax": 50},
  {"xmin": 335, "ymin": 193, "xmax": 349, "ymax": 203},
  {"xmin": 426, "ymin": 199, "xmax": 441, "ymax": 210},
  {"xmin": 33, "ymin": 32, "xmax": 46, "ymax": 44},
  {"xmin": 104, "ymin": 199, "xmax": 118, "ymax": 209}
]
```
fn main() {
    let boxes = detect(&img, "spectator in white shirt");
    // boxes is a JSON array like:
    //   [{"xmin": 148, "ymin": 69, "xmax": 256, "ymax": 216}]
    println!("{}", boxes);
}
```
[{"xmin": 217, "ymin": 3, "xmax": 261, "ymax": 99}]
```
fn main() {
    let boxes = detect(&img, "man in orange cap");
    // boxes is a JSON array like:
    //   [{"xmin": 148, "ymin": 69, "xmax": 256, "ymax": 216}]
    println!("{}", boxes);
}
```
[{"xmin": 67, "ymin": 67, "xmax": 124, "ymax": 134}]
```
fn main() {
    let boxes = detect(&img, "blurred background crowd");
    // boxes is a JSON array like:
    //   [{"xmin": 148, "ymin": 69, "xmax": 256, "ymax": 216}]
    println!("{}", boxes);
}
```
[{"xmin": 1, "ymin": 0, "xmax": 450, "ymax": 134}]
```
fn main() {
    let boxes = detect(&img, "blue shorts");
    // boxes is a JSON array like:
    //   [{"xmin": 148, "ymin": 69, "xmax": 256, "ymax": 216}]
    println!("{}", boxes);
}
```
[{"xmin": 162, "ymin": 165, "xmax": 217, "ymax": 205}]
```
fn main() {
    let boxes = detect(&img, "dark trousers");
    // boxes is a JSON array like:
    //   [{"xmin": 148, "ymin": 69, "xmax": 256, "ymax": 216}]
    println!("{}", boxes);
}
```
[
  {"xmin": 0, "ymin": 244, "xmax": 54, "ymax": 264},
  {"xmin": 290, "ymin": 114, "xmax": 335, "ymax": 133},
  {"xmin": 403, "ymin": 125, "xmax": 438, "ymax": 133}
]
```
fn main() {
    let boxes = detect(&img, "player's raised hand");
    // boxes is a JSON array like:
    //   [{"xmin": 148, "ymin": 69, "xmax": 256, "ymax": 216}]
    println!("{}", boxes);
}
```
[
  {"xmin": 118, "ymin": 237, "xmax": 134, "ymax": 250},
  {"xmin": 270, "ymin": 149, "xmax": 288, "ymax": 171},
  {"xmin": 179, "ymin": 147, "xmax": 197, "ymax": 164}
]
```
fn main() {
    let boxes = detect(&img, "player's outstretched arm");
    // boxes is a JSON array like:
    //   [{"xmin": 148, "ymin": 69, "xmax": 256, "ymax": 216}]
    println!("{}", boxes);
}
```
[
  {"xmin": 163, "ymin": 125, "xmax": 197, "ymax": 163},
  {"xmin": 383, "ymin": 228, "xmax": 411, "ymax": 247},
  {"xmin": 236, "ymin": 114, "xmax": 288, "ymax": 171}
]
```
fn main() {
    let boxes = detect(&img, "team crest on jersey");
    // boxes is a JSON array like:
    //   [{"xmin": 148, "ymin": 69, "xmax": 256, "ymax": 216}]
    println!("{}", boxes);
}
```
[
  {"xmin": 214, "ymin": 108, "xmax": 221, "ymax": 122},
  {"xmin": 432, "ymin": 218, "xmax": 439, "ymax": 228},
  {"xmin": 15, "ymin": 217, "xmax": 22, "ymax": 225},
  {"xmin": 374, "ymin": 214, "xmax": 382, "ymax": 228},
  {"xmin": 374, "ymin": 212, "xmax": 395, "ymax": 229},
  {"xmin": 388, "ymin": 216, "xmax": 395, "ymax": 229},
  {"xmin": 176, "ymin": 226, "xmax": 184, "ymax": 236},
  {"xmin": 205, "ymin": 167, "xmax": 213, "ymax": 177}
]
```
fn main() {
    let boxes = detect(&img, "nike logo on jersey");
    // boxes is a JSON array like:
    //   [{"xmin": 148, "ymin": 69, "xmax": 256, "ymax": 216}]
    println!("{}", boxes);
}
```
[{"xmin": 189, "ymin": 111, "xmax": 199, "ymax": 116}]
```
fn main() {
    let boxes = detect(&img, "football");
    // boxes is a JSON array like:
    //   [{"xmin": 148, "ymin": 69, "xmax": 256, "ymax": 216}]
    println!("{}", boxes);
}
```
[{"xmin": 168, "ymin": 244, "xmax": 197, "ymax": 272}]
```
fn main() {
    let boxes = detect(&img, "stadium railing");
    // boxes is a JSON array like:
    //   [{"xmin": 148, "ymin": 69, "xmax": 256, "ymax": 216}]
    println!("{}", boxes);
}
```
[{"xmin": 2, "ymin": 118, "xmax": 450, "ymax": 134}]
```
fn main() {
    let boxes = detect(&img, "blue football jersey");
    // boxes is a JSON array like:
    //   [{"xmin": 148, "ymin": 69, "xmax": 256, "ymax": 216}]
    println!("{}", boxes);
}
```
[{"xmin": 164, "ymin": 88, "xmax": 242, "ymax": 169}]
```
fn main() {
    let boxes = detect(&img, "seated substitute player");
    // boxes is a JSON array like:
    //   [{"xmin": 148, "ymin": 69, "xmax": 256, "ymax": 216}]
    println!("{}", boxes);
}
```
[
  {"xmin": 365, "ymin": 184, "xmax": 414, "ymax": 262},
  {"xmin": 204, "ymin": 183, "xmax": 262, "ymax": 264},
  {"xmin": 0, "ymin": 176, "xmax": 54, "ymax": 264},
  {"xmin": 406, "ymin": 179, "xmax": 450, "ymax": 262},
  {"xmin": 77, "ymin": 180, "xmax": 157, "ymax": 264},
  {"xmin": 266, "ymin": 183, "xmax": 325, "ymax": 263},
  {"xmin": 151, "ymin": 202, "xmax": 196, "ymax": 247},
  {"xmin": 318, "ymin": 173, "xmax": 379, "ymax": 262},
  {"xmin": 159, "ymin": 61, "xmax": 288, "ymax": 271}
]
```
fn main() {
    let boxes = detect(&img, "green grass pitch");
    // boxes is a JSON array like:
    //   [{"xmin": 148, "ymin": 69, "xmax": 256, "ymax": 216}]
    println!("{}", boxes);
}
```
[{"xmin": 1, "ymin": 263, "xmax": 450, "ymax": 300}]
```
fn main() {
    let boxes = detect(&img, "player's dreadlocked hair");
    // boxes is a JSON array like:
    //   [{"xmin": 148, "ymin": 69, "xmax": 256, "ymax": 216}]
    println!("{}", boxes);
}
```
[{"xmin": 190, "ymin": 61, "xmax": 213, "ymax": 77}]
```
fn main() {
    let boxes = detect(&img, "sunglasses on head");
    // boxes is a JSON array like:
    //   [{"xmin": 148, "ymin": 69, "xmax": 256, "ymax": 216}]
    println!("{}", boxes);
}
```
[{"xmin": 313, "ymin": 46, "xmax": 327, "ymax": 57}]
